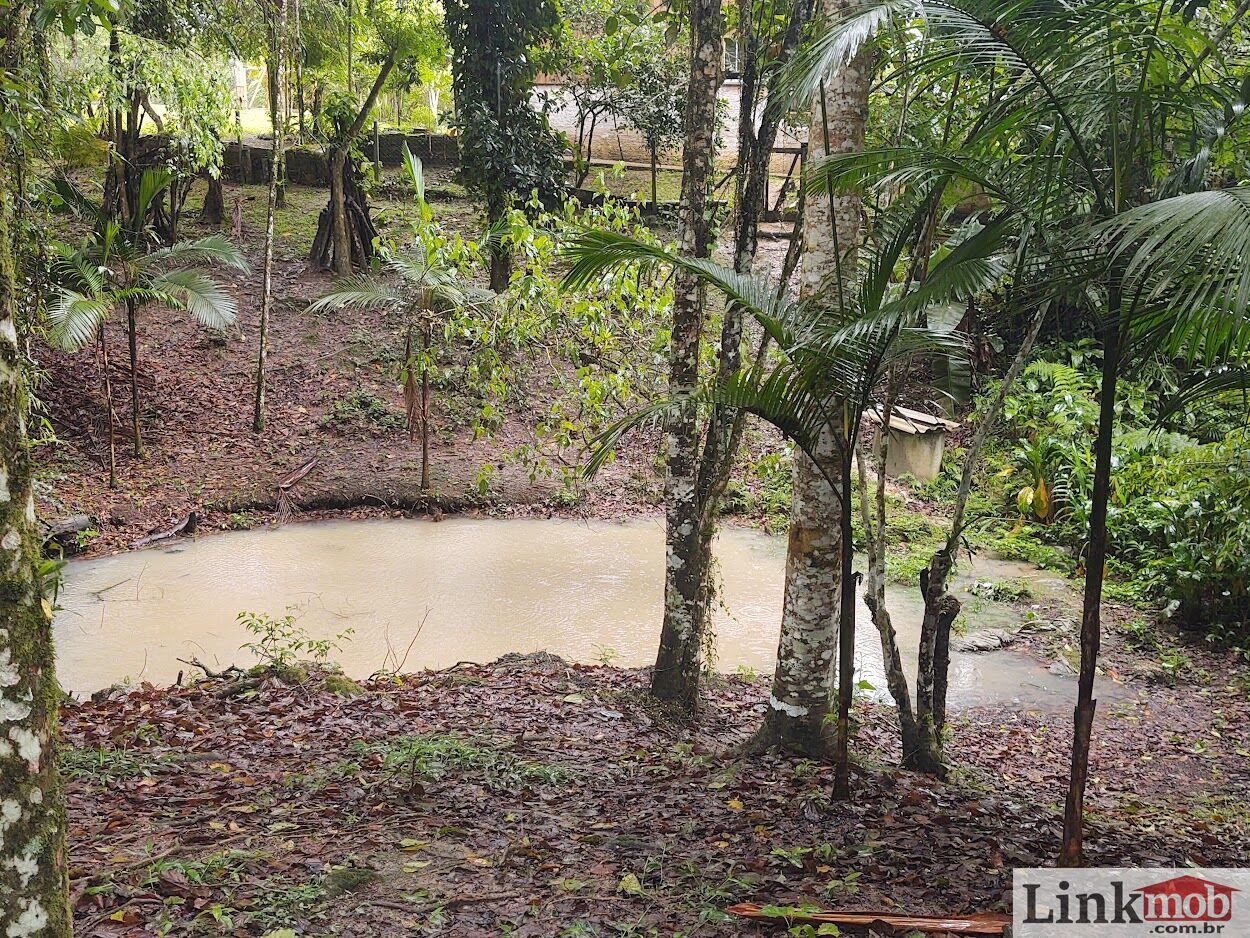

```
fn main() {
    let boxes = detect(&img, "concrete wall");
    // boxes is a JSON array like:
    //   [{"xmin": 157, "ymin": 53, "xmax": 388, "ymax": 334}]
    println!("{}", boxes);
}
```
[
  {"xmin": 535, "ymin": 80, "xmax": 804, "ymax": 170},
  {"xmin": 882, "ymin": 429, "xmax": 948, "ymax": 483}
]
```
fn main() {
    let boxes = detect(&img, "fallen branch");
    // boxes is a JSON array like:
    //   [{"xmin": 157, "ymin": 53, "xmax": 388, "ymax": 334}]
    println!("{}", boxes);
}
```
[
  {"xmin": 276, "ymin": 457, "xmax": 318, "ymax": 523},
  {"xmin": 277, "ymin": 456, "xmax": 318, "ymax": 490},
  {"xmin": 132, "ymin": 511, "xmax": 198, "ymax": 549},
  {"xmin": 175, "ymin": 657, "xmax": 245, "ymax": 681}
]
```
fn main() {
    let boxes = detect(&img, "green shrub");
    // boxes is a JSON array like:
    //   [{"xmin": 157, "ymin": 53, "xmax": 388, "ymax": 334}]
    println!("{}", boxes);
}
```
[
  {"xmin": 1109, "ymin": 432, "xmax": 1250, "ymax": 645},
  {"xmin": 321, "ymin": 390, "xmax": 405, "ymax": 433},
  {"xmin": 978, "ymin": 343, "xmax": 1250, "ymax": 651}
]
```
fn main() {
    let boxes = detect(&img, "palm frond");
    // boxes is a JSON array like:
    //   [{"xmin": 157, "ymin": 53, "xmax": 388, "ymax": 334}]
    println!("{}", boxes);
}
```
[
  {"xmin": 805, "ymin": 147, "xmax": 1023, "ymax": 211},
  {"xmin": 560, "ymin": 228, "xmax": 672, "ymax": 290},
  {"xmin": 136, "ymin": 168, "xmax": 173, "ymax": 222},
  {"xmin": 148, "ymin": 269, "xmax": 238, "ymax": 331},
  {"xmin": 561, "ymin": 228, "xmax": 802, "ymax": 346},
  {"xmin": 1101, "ymin": 187, "xmax": 1250, "ymax": 361},
  {"xmin": 877, "ymin": 215, "xmax": 1013, "ymax": 319},
  {"xmin": 584, "ymin": 398, "xmax": 678, "ymax": 479},
  {"xmin": 307, "ymin": 274, "xmax": 405, "ymax": 314},
  {"xmin": 403, "ymin": 145, "xmax": 426, "ymax": 206},
  {"xmin": 141, "ymin": 234, "xmax": 250, "ymax": 273},
  {"xmin": 47, "ymin": 242, "xmax": 105, "ymax": 295},
  {"xmin": 767, "ymin": 0, "xmax": 905, "ymax": 111},
  {"xmin": 585, "ymin": 362, "xmax": 844, "ymax": 483},
  {"xmin": 51, "ymin": 177, "xmax": 106, "ymax": 226},
  {"xmin": 1156, "ymin": 364, "xmax": 1250, "ymax": 423},
  {"xmin": 709, "ymin": 362, "xmax": 836, "ymax": 456},
  {"xmin": 384, "ymin": 253, "xmax": 459, "ymax": 290},
  {"xmin": 46, "ymin": 290, "xmax": 110, "ymax": 351}
]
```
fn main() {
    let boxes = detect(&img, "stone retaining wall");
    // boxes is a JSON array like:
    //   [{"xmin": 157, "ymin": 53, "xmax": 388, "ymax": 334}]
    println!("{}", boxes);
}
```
[{"xmin": 222, "ymin": 132, "xmax": 458, "ymax": 186}]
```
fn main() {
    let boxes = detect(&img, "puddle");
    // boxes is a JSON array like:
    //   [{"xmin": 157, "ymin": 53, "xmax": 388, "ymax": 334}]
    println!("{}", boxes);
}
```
[{"xmin": 56, "ymin": 517, "xmax": 1080, "ymax": 707}]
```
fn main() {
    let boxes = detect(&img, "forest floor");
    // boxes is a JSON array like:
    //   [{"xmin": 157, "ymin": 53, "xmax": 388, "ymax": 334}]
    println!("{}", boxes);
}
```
[{"xmin": 65, "ymin": 651, "xmax": 1250, "ymax": 937}]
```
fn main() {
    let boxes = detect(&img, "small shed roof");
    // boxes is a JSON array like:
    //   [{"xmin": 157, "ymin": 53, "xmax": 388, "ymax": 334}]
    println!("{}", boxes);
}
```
[{"xmin": 865, "ymin": 405, "xmax": 961, "ymax": 435}]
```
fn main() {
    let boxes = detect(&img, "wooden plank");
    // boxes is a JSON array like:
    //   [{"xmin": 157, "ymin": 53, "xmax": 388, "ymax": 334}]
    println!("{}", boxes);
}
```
[{"xmin": 727, "ymin": 902, "xmax": 1009, "ymax": 935}]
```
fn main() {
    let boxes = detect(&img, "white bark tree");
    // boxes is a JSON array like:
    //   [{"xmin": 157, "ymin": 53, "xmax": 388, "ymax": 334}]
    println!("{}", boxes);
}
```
[
  {"xmin": 0, "ymin": 8, "xmax": 71, "ymax": 931},
  {"xmin": 254, "ymin": 0, "xmax": 287, "ymax": 433},
  {"xmin": 650, "ymin": 0, "xmax": 724, "ymax": 708},
  {"xmin": 753, "ymin": 0, "xmax": 871, "ymax": 756}
]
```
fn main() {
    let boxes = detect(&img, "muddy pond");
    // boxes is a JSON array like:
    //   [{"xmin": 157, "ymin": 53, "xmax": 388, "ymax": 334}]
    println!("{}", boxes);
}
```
[{"xmin": 55, "ymin": 516, "xmax": 1078, "ymax": 707}]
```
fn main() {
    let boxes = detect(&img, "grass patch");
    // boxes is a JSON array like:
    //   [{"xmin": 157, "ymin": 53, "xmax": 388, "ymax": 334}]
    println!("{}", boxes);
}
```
[
  {"xmin": 320, "ymin": 389, "xmax": 405, "ymax": 434},
  {"xmin": 984, "ymin": 530, "xmax": 1074, "ymax": 574},
  {"xmin": 61, "ymin": 745, "xmax": 175, "ymax": 784},
  {"xmin": 353, "ymin": 732, "xmax": 576, "ymax": 792}
]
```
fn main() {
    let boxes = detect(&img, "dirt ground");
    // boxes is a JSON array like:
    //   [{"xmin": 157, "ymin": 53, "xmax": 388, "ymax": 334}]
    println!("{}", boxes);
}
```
[{"xmin": 64, "ymin": 651, "xmax": 1250, "ymax": 937}]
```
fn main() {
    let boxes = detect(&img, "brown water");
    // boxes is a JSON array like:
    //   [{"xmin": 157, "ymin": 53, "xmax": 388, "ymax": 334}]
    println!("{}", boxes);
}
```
[{"xmin": 55, "ymin": 517, "xmax": 1077, "ymax": 706}]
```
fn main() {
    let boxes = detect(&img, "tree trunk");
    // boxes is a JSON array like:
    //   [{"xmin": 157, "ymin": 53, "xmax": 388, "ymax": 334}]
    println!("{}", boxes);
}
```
[
  {"xmin": 695, "ymin": 0, "xmax": 813, "ymax": 735},
  {"xmin": 255, "ymin": 0, "xmax": 287, "ymax": 433},
  {"xmin": 201, "ymin": 175, "xmax": 224, "ymax": 224},
  {"xmin": 1060, "ymin": 308, "xmax": 1122, "ymax": 867},
  {"xmin": 489, "ymin": 252, "xmax": 512, "ymax": 292},
  {"xmin": 649, "ymin": 0, "xmax": 724, "ymax": 710},
  {"xmin": 420, "ymin": 320, "xmax": 430, "ymax": 492},
  {"xmin": 488, "ymin": 228, "xmax": 512, "ymax": 292},
  {"xmin": 293, "ymin": 0, "xmax": 304, "ymax": 142},
  {"xmin": 754, "ymin": 424, "xmax": 842, "ymax": 754},
  {"xmin": 908, "ymin": 302, "xmax": 1048, "ymax": 773},
  {"xmin": 126, "ymin": 297, "xmax": 143, "ymax": 457},
  {"xmin": 486, "ymin": 187, "xmax": 512, "ymax": 292},
  {"xmin": 311, "ymin": 52, "xmax": 395, "ymax": 276},
  {"xmin": 329, "ymin": 148, "xmax": 352, "ymax": 275},
  {"xmin": 650, "ymin": 147, "xmax": 658, "ymax": 206},
  {"xmin": 856, "ymin": 435, "xmax": 923, "ymax": 761},
  {"xmin": 755, "ymin": 0, "xmax": 870, "ymax": 754},
  {"xmin": 0, "ymin": 16, "xmax": 72, "ymax": 925},
  {"xmin": 311, "ymin": 151, "xmax": 380, "ymax": 273},
  {"xmin": 100, "ymin": 330, "xmax": 117, "ymax": 489}
]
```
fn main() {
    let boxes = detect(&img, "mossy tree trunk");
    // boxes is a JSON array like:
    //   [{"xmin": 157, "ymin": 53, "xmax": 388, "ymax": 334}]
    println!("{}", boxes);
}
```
[
  {"xmin": 0, "ymin": 9, "xmax": 71, "ymax": 932},
  {"xmin": 649, "ymin": 0, "xmax": 724, "ymax": 710}
]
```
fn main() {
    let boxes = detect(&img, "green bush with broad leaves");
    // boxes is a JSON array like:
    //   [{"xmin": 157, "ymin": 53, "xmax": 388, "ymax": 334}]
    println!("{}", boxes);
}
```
[
  {"xmin": 1109, "ymin": 432, "xmax": 1250, "ymax": 644},
  {"xmin": 968, "ymin": 344, "xmax": 1250, "ymax": 651}
]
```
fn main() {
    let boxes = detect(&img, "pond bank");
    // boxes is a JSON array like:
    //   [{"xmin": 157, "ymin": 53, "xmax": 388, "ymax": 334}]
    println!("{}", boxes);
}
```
[{"xmin": 64, "ymin": 655, "xmax": 1250, "ymax": 936}]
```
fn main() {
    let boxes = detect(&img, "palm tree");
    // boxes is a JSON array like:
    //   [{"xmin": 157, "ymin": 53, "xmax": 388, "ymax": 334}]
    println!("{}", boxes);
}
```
[
  {"xmin": 564, "ymin": 223, "xmax": 974, "ymax": 795},
  {"xmin": 789, "ymin": 0, "xmax": 1250, "ymax": 863},
  {"xmin": 308, "ymin": 150, "xmax": 492, "ymax": 491},
  {"xmin": 48, "ymin": 170, "xmax": 247, "ymax": 483}
]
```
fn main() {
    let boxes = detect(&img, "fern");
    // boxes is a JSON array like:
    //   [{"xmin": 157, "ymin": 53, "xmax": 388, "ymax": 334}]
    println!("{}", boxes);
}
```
[{"xmin": 1022, "ymin": 359, "xmax": 1094, "ymax": 398}]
